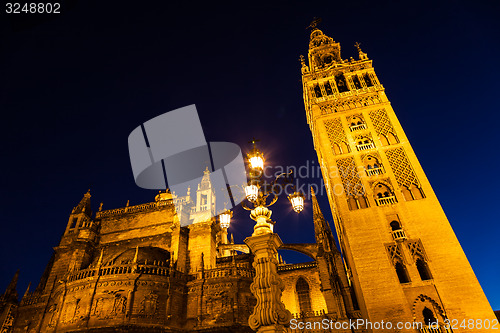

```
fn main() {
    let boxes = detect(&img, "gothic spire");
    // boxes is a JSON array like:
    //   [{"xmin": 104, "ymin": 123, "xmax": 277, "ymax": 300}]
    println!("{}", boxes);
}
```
[
  {"xmin": 2, "ymin": 270, "xmax": 19, "ymax": 303},
  {"xmin": 72, "ymin": 189, "xmax": 92, "ymax": 216},
  {"xmin": 311, "ymin": 187, "xmax": 327, "ymax": 236},
  {"xmin": 22, "ymin": 282, "xmax": 31, "ymax": 299},
  {"xmin": 311, "ymin": 187, "xmax": 338, "ymax": 253}
]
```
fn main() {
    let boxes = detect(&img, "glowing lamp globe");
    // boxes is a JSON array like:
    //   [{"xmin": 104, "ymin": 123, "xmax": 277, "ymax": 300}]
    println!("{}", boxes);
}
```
[
  {"xmin": 288, "ymin": 192, "xmax": 305, "ymax": 213},
  {"xmin": 248, "ymin": 155, "xmax": 264, "ymax": 170},
  {"xmin": 245, "ymin": 184, "xmax": 259, "ymax": 202},
  {"xmin": 219, "ymin": 210, "xmax": 232, "ymax": 229}
]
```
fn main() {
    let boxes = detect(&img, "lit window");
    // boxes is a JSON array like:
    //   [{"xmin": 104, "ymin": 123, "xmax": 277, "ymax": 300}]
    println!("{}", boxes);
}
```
[{"xmin": 296, "ymin": 277, "xmax": 312, "ymax": 315}]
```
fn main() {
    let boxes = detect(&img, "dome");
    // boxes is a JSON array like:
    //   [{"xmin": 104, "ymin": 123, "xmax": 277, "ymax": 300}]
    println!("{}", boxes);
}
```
[
  {"xmin": 155, "ymin": 189, "xmax": 176, "ymax": 201},
  {"xmin": 113, "ymin": 246, "xmax": 171, "ymax": 265}
]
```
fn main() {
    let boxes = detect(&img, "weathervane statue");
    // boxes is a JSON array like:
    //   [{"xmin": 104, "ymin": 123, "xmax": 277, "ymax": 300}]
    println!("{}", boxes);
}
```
[{"xmin": 306, "ymin": 17, "xmax": 322, "ymax": 30}]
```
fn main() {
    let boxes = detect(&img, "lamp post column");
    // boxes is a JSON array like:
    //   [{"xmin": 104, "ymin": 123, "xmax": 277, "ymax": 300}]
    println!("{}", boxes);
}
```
[{"xmin": 244, "ymin": 206, "xmax": 291, "ymax": 333}]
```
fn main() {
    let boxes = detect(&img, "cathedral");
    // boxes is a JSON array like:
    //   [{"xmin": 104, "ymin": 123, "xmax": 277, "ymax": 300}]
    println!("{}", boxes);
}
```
[{"xmin": 0, "ymin": 26, "xmax": 496, "ymax": 333}]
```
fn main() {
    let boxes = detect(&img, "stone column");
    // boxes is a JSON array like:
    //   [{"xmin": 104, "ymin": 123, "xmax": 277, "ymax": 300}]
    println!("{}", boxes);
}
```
[{"xmin": 244, "ymin": 206, "xmax": 291, "ymax": 333}]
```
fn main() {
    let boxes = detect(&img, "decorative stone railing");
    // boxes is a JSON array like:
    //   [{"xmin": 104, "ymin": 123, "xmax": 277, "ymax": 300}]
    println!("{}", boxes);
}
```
[
  {"xmin": 67, "ymin": 263, "xmax": 183, "ymax": 282},
  {"xmin": 376, "ymin": 196, "xmax": 396, "ymax": 206},
  {"xmin": 391, "ymin": 229, "xmax": 407, "ymax": 241},
  {"xmin": 292, "ymin": 309, "xmax": 327, "ymax": 319},
  {"xmin": 419, "ymin": 325, "xmax": 452, "ymax": 333},
  {"xmin": 356, "ymin": 143, "xmax": 375, "ymax": 151},
  {"xmin": 349, "ymin": 124, "xmax": 367, "ymax": 132},
  {"xmin": 96, "ymin": 200, "xmax": 173, "ymax": 218},
  {"xmin": 20, "ymin": 293, "xmax": 46, "ymax": 306},
  {"xmin": 278, "ymin": 262, "xmax": 317, "ymax": 272},
  {"xmin": 202, "ymin": 266, "xmax": 254, "ymax": 279},
  {"xmin": 314, "ymin": 84, "xmax": 384, "ymax": 104},
  {"xmin": 366, "ymin": 167, "xmax": 383, "ymax": 176}
]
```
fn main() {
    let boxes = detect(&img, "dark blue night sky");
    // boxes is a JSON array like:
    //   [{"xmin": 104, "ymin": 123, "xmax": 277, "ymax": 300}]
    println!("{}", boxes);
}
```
[{"xmin": 1, "ymin": 0, "xmax": 499, "ymax": 310}]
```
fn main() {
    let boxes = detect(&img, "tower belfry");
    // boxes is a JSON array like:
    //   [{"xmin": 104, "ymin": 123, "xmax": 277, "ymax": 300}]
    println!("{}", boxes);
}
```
[{"xmin": 301, "ymin": 25, "xmax": 496, "ymax": 331}]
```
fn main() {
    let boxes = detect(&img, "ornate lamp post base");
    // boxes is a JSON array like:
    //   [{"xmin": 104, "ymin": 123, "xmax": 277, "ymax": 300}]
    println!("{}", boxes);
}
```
[
  {"xmin": 257, "ymin": 324, "xmax": 290, "ymax": 333},
  {"xmin": 238, "ymin": 142, "xmax": 304, "ymax": 333},
  {"xmin": 245, "ymin": 230, "xmax": 292, "ymax": 333}
]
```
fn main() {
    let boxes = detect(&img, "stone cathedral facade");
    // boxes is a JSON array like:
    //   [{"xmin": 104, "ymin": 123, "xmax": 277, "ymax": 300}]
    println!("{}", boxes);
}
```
[
  {"xmin": 0, "ymin": 26, "xmax": 497, "ymax": 333},
  {"xmin": 0, "ymin": 169, "xmax": 357, "ymax": 332}
]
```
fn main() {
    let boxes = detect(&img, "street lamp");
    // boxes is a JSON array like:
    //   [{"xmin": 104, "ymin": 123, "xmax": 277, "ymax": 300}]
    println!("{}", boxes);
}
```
[
  {"xmin": 219, "ymin": 210, "xmax": 233, "ymax": 229},
  {"xmin": 244, "ymin": 184, "xmax": 259, "ymax": 203},
  {"xmin": 242, "ymin": 140, "xmax": 304, "ymax": 333},
  {"xmin": 288, "ymin": 191, "xmax": 305, "ymax": 213},
  {"xmin": 247, "ymin": 140, "xmax": 265, "ymax": 171}
]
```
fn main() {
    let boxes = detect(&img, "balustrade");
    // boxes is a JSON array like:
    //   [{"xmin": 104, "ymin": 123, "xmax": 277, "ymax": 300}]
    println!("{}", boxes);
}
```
[
  {"xmin": 349, "ymin": 124, "xmax": 367, "ymax": 132},
  {"xmin": 356, "ymin": 142, "xmax": 375, "ymax": 151},
  {"xmin": 366, "ymin": 166, "xmax": 383, "ymax": 176},
  {"xmin": 203, "ymin": 266, "xmax": 255, "ymax": 279},
  {"xmin": 96, "ymin": 200, "xmax": 172, "ymax": 218},
  {"xmin": 376, "ymin": 196, "xmax": 396, "ymax": 206},
  {"xmin": 292, "ymin": 309, "xmax": 326, "ymax": 319},
  {"xmin": 391, "ymin": 229, "xmax": 407, "ymax": 241}
]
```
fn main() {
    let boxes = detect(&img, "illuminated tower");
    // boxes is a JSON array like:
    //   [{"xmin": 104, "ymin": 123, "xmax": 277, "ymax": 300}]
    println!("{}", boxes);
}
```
[{"xmin": 301, "ymin": 24, "xmax": 496, "ymax": 331}]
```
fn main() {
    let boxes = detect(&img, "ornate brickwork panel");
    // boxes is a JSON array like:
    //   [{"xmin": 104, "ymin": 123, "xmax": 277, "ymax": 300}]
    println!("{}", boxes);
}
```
[
  {"xmin": 407, "ymin": 239, "xmax": 427, "ymax": 261},
  {"xmin": 319, "ymin": 93, "xmax": 382, "ymax": 114},
  {"xmin": 386, "ymin": 244, "xmax": 404, "ymax": 264},
  {"xmin": 385, "ymin": 147, "xmax": 420, "ymax": 188},
  {"xmin": 368, "ymin": 109, "xmax": 396, "ymax": 137},
  {"xmin": 336, "ymin": 157, "xmax": 365, "ymax": 196},
  {"xmin": 324, "ymin": 118, "xmax": 348, "ymax": 146}
]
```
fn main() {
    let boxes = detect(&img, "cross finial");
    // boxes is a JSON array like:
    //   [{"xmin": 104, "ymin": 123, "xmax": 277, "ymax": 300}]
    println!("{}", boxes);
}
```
[
  {"xmin": 354, "ymin": 42, "xmax": 362, "ymax": 52},
  {"xmin": 306, "ymin": 17, "xmax": 322, "ymax": 30},
  {"xmin": 248, "ymin": 138, "xmax": 260, "ymax": 149}
]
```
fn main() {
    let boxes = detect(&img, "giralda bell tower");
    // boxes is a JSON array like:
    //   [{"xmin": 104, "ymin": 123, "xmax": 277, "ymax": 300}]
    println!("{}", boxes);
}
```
[{"xmin": 301, "ymin": 22, "xmax": 496, "ymax": 331}]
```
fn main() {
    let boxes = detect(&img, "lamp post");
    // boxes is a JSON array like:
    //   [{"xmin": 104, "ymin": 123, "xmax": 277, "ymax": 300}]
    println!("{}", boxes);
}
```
[{"xmin": 218, "ymin": 140, "xmax": 305, "ymax": 333}]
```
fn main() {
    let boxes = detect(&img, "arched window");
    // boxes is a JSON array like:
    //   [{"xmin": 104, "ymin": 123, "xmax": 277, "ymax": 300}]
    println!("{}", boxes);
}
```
[
  {"xmin": 390, "ymin": 221, "xmax": 401, "ymax": 231},
  {"xmin": 416, "ymin": 258, "xmax": 432, "ymax": 280},
  {"xmin": 348, "ymin": 116, "xmax": 366, "ymax": 132},
  {"xmin": 70, "ymin": 217, "xmax": 78, "ymax": 229},
  {"xmin": 422, "ymin": 307, "xmax": 437, "ymax": 326},
  {"xmin": 347, "ymin": 195, "xmax": 368, "ymax": 210},
  {"xmin": 324, "ymin": 81, "xmax": 334, "ymax": 95},
  {"xmin": 373, "ymin": 183, "xmax": 396, "ymax": 205},
  {"xmin": 395, "ymin": 261, "xmax": 410, "ymax": 283},
  {"xmin": 402, "ymin": 184, "xmax": 425, "ymax": 201},
  {"xmin": 296, "ymin": 277, "xmax": 312, "ymax": 315},
  {"xmin": 390, "ymin": 220, "xmax": 407, "ymax": 241},
  {"xmin": 201, "ymin": 194, "xmax": 207, "ymax": 205},
  {"xmin": 355, "ymin": 137, "xmax": 374, "ymax": 151},
  {"xmin": 363, "ymin": 155, "xmax": 383, "ymax": 176},
  {"xmin": 352, "ymin": 75, "xmax": 362, "ymax": 89},
  {"xmin": 335, "ymin": 74, "xmax": 349, "ymax": 93},
  {"xmin": 313, "ymin": 84, "xmax": 323, "ymax": 98},
  {"xmin": 357, "ymin": 195, "xmax": 368, "ymax": 209},
  {"xmin": 363, "ymin": 73, "xmax": 373, "ymax": 87},
  {"xmin": 409, "ymin": 184, "xmax": 424, "ymax": 200}
]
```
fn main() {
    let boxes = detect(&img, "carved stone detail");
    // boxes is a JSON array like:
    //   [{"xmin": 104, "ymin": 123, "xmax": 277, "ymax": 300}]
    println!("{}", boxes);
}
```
[{"xmin": 244, "ymin": 233, "xmax": 291, "ymax": 332}]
